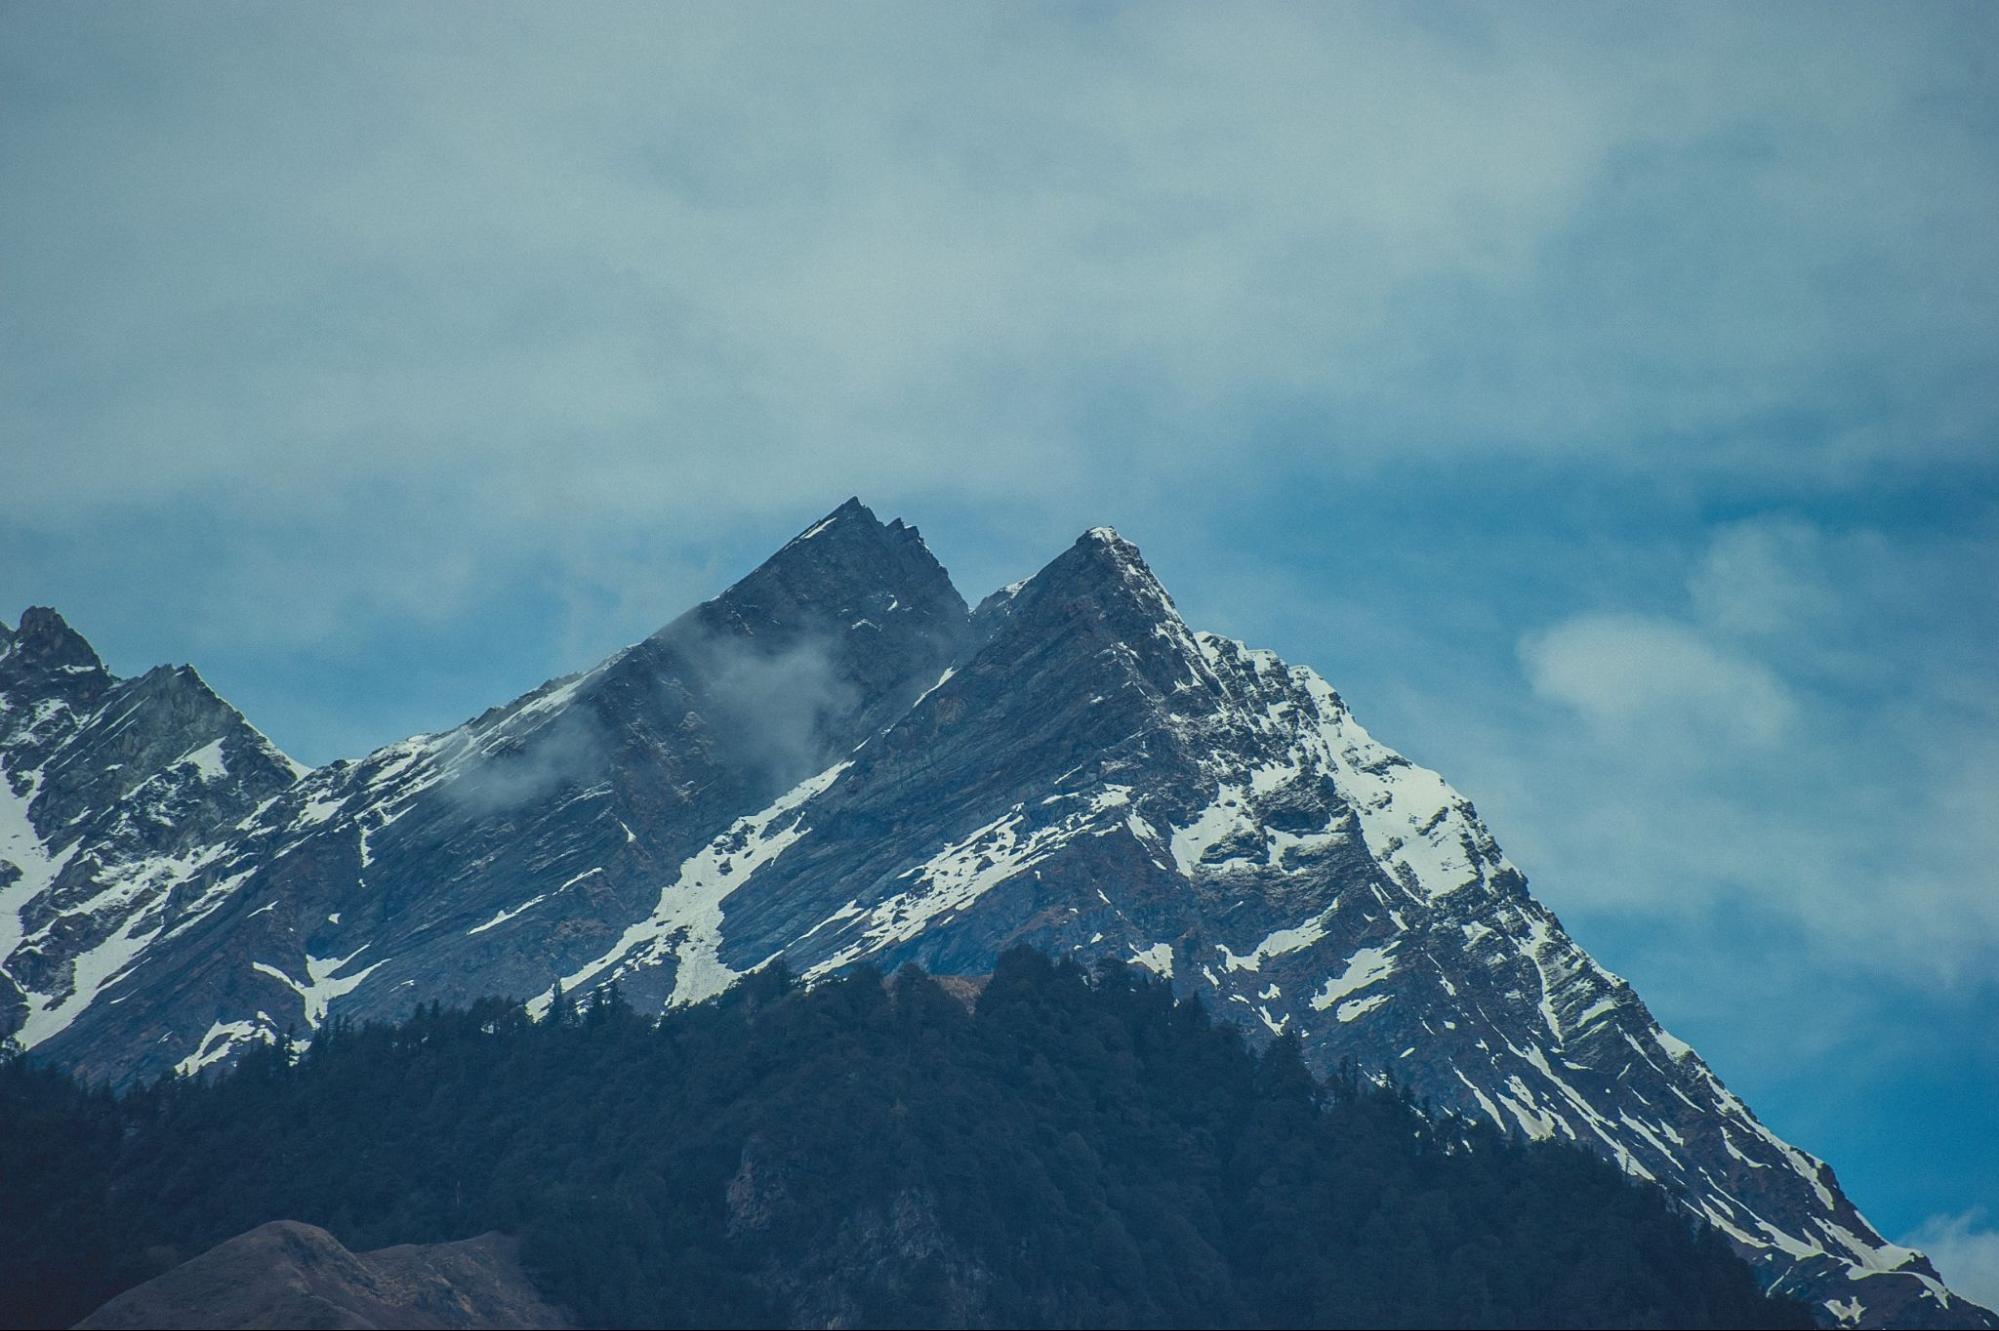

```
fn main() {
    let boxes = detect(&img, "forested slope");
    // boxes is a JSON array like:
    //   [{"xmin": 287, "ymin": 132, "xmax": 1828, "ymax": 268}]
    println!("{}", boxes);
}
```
[{"xmin": 2, "ymin": 948, "xmax": 1811, "ymax": 1330}]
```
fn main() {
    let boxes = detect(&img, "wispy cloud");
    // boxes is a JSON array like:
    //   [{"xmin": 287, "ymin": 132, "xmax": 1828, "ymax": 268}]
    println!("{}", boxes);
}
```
[
  {"xmin": 1904, "ymin": 1210, "xmax": 1999, "ymax": 1311},
  {"xmin": 1521, "ymin": 613, "xmax": 1795, "ymax": 746},
  {"xmin": 1503, "ymin": 516, "xmax": 1999, "ymax": 984},
  {"xmin": 4, "ymin": 6, "xmax": 1995, "ymax": 669},
  {"xmin": 687, "ymin": 632, "xmax": 860, "ymax": 797}
]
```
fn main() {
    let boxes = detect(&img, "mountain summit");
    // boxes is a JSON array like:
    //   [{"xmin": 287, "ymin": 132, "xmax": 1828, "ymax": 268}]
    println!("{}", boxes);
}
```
[{"xmin": 2, "ymin": 503, "xmax": 1986, "ymax": 1330}]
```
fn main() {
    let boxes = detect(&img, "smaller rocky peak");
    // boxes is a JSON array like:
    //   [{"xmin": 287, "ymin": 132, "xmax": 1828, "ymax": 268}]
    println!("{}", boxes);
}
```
[
  {"xmin": 1, "ymin": 607, "xmax": 114, "ymax": 718},
  {"xmin": 131, "ymin": 661, "xmax": 211, "ymax": 700},
  {"xmin": 1082, "ymin": 524, "xmax": 1136, "ymax": 553},
  {"xmin": 960, "ymin": 527, "xmax": 1230, "ymax": 730},
  {"xmin": 116, "ymin": 664, "xmax": 256, "ymax": 736},
  {"xmin": 991, "ymin": 526, "xmax": 1191, "ymax": 643},
  {"xmin": 3, "ymin": 606, "xmax": 109, "ymax": 682},
  {"xmin": 74, "ymin": 1220, "xmax": 571, "ymax": 1330},
  {"xmin": 881, "ymin": 514, "xmax": 936, "ymax": 553},
  {"xmin": 782, "ymin": 495, "xmax": 872, "ymax": 545},
  {"xmin": 50, "ymin": 664, "xmax": 302, "ymax": 809},
  {"xmin": 774, "ymin": 497, "xmax": 932, "ymax": 569},
  {"xmin": 631, "ymin": 498, "xmax": 961, "ymax": 674},
  {"xmin": 670, "ymin": 497, "xmax": 969, "ymax": 646},
  {"xmin": 1073, "ymin": 527, "xmax": 1178, "ymax": 602}
]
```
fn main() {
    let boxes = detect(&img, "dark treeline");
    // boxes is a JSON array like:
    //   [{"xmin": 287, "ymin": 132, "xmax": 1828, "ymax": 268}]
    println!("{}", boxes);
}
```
[{"xmin": 1, "ymin": 948, "xmax": 1810, "ymax": 1330}]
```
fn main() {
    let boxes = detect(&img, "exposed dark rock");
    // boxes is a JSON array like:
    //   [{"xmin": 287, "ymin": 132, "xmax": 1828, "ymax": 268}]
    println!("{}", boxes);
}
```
[{"xmin": 1, "ymin": 612, "xmax": 302, "ymax": 1054}]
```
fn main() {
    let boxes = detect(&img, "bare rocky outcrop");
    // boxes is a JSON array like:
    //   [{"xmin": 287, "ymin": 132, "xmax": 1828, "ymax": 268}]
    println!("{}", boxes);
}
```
[{"xmin": 73, "ymin": 1220, "xmax": 568, "ymax": 1330}]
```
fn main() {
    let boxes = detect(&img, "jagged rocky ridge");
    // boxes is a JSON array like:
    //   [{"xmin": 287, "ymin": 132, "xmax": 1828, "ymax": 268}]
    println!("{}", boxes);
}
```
[
  {"xmin": 0, "ymin": 609, "xmax": 305, "ymax": 1051},
  {"xmin": 2, "ymin": 499, "xmax": 1988, "ymax": 1331}
]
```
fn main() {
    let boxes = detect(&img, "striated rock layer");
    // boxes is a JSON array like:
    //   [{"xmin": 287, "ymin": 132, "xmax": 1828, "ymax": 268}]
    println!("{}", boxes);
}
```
[{"xmin": 6, "ymin": 499, "xmax": 1989, "ymax": 1330}]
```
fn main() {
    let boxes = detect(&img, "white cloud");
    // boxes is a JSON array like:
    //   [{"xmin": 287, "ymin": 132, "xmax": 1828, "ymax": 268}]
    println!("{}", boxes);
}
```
[
  {"xmin": 3, "ymin": 5, "xmax": 1994, "ymax": 710},
  {"xmin": 1688, "ymin": 518, "xmax": 1842, "ymax": 640},
  {"xmin": 1904, "ymin": 1210, "xmax": 1999, "ymax": 1312},
  {"xmin": 1501, "ymin": 519, "xmax": 1999, "ymax": 986},
  {"xmin": 1519, "ymin": 613, "xmax": 1795, "ymax": 745},
  {"xmin": 3, "ymin": 5, "xmax": 1995, "ymax": 526}
]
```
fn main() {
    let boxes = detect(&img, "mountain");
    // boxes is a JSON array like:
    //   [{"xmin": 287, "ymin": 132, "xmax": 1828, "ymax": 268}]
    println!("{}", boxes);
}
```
[
  {"xmin": 75, "ymin": 1221, "xmax": 569, "ymax": 1330},
  {"xmin": 4, "ymin": 500, "xmax": 1989, "ymax": 1330},
  {"xmin": 24, "ymin": 498, "xmax": 965, "ymax": 1081},
  {"xmin": 0, "ymin": 608, "xmax": 304, "ymax": 1051}
]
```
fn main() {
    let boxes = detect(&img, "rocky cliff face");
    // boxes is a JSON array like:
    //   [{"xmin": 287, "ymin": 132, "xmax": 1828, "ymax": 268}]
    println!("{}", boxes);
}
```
[
  {"xmin": 6, "ymin": 501, "xmax": 1989, "ymax": 1330},
  {"xmin": 0, "ymin": 608, "xmax": 304, "ymax": 1052},
  {"xmin": 29, "ymin": 499, "xmax": 965, "ymax": 1080}
]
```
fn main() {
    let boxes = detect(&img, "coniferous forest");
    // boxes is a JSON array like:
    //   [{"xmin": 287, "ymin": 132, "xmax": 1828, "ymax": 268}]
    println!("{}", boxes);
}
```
[{"xmin": 0, "ymin": 948, "xmax": 1812, "ymax": 1330}]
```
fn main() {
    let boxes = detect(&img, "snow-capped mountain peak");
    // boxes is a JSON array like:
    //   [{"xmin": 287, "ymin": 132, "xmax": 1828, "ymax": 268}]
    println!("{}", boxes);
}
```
[
  {"xmin": 4, "ymin": 512, "xmax": 1987, "ymax": 1329},
  {"xmin": 0, "ymin": 609, "xmax": 305, "ymax": 1053}
]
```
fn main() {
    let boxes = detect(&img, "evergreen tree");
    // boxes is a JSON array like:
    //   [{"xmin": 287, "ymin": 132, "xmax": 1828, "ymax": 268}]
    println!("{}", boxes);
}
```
[{"xmin": 0, "ymin": 947, "xmax": 1813, "ymax": 1330}]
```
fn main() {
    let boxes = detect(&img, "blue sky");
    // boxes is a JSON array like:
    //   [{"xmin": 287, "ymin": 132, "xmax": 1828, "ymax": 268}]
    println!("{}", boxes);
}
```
[{"xmin": 4, "ymin": 2, "xmax": 1995, "ymax": 1300}]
